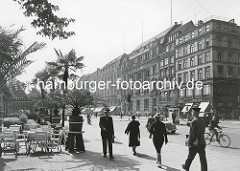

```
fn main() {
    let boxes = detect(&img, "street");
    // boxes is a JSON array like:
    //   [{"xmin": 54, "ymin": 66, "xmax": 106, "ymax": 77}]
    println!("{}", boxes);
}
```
[{"xmin": 1, "ymin": 116, "xmax": 240, "ymax": 171}]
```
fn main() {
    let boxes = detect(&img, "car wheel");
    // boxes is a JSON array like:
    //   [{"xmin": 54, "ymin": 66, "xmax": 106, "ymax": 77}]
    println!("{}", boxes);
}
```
[{"xmin": 171, "ymin": 130, "xmax": 176, "ymax": 134}]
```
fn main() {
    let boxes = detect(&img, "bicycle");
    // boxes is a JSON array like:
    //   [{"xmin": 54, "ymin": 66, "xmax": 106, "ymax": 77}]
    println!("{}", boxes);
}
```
[{"xmin": 205, "ymin": 129, "xmax": 231, "ymax": 147}]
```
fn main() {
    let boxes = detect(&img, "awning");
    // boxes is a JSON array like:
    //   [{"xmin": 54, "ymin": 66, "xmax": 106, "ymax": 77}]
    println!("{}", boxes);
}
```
[
  {"xmin": 181, "ymin": 103, "xmax": 193, "ymax": 112},
  {"xmin": 199, "ymin": 102, "xmax": 209, "ymax": 113},
  {"xmin": 94, "ymin": 107, "xmax": 104, "ymax": 112},
  {"xmin": 109, "ymin": 106, "xmax": 117, "ymax": 112}
]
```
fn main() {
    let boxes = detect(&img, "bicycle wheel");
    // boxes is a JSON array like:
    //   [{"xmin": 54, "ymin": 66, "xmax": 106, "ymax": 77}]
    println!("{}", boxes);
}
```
[
  {"xmin": 204, "ymin": 133, "xmax": 212, "ymax": 145},
  {"xmin": 218, "ymin": 134, "xmax": 231, "ymax": 147}
]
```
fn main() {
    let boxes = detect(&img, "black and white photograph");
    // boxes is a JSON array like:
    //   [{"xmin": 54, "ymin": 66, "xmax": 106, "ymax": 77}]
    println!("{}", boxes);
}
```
[{"xmin": 0, "ymin": 0, "xmax": 240, "ymax": 170}]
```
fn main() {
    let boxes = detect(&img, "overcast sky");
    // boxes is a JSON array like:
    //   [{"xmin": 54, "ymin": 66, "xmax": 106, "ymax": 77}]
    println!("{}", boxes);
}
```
[{"xmin": 1, "ymin": 0, "xmax": 240, "ymax": 83}]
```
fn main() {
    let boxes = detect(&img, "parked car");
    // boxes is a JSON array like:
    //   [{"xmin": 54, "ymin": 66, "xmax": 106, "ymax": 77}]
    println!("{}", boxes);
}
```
[{"xmin": 162, "ymin": 121, "xmax": 177, "ymax": 134}]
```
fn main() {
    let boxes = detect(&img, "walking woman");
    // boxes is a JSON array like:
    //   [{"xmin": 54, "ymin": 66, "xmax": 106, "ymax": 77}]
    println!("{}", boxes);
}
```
[
  {"xmin": 125, "ymin": 115, "xmax": 140, "ymax": 155},
  {"xmin": 149, "ymin": 113, "xmax": 168, "ymax": 167}
]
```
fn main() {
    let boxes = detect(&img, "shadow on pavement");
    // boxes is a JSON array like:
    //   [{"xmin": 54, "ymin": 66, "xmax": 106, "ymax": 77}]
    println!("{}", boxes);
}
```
[
  {"xmin": 135, "ymin": 153, "xmax": 155, "ymax": 161},
  {"xmin": 159, "ymin": 164, "xmax": 181, "ymax": 171},
  {"xmin": 64, "ymin": 150, "xmax": 141, "ymax": 170}
]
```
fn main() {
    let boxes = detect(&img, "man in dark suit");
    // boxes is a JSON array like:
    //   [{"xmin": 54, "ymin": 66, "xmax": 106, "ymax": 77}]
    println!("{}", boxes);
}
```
[
  {"xmin": 182, "ymin": 107, "xmax": 208, "ymax": 171},
  {"xmin": 99, "ymin": 107, "xmax": 115, "ymax": 159}
]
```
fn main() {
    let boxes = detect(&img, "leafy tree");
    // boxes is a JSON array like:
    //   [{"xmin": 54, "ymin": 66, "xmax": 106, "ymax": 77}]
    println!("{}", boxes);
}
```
[{"xmin": 13, "ymin": 0, "xmax": 75, "ymax": 40}]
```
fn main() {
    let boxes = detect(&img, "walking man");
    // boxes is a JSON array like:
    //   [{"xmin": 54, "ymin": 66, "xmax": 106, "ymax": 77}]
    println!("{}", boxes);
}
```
[
  {"xmin": 182, "ymin": 107, "xmax": 208, "ymax": 171},
  {"xmin": 99, "ymin": 107, "xmax": 115, "ymax": 159}
]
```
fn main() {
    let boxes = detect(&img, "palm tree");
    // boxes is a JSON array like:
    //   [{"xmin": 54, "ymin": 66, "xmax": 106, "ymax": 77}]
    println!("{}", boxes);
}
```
[
  {"xmin": 48, "ymin": 48, "xmax": 85, "ymax": 126},
  {"xmin": 0, "ymin": 26, "xmax": 45, "ymax": 92}
]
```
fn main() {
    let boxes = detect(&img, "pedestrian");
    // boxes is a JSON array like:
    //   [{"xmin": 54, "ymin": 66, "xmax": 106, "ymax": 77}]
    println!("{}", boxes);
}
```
[
  {"xmin": 120, "ymin": 111, "xmax": 123, "ymax": 120},
  {"xmin": 87, "ymin": 113, "xmax": 91, "ymax": 125},
  {"xmin": 146, "ymin": 113, "xmax": 155, "ymax": 132},
  {"xmin": 149, "ymin": 113, "xmax": 168, "ymax": 167},
  {"xmin": 99, "ymin": 107, "xmax": 115, "ymax": 159},
  {"xmin": 182, "ymin": 107, "xmax": 208, "ymax": 171},
  {"xmin": 172, "ymin": 111, "xmax": 176, "ymax": 124},
  {"xmin": 125, "ymin": 115, "xmax": 140, "ymax": 156}
]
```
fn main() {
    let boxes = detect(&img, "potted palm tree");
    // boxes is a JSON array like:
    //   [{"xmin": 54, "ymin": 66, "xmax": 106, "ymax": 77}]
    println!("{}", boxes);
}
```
[{"xmin": 67, "ymin": 89, "xmax": 94, "ymax": 132}]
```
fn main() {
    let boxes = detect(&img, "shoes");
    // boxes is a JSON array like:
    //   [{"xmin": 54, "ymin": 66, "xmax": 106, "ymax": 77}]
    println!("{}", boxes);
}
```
[
  {"xmin": 133, "ymin": 152, "xmax": 137, "ymax": 156},
  {"xmin": 109, "ymin": 156, "xmax": 114, "ymax": 159},
  {"xmin": 182, "ymin": 164, "xmax": 189, "ymax": 171},
  {"xmin": 103, "ymin": 154, "xmax": 107, "ymax": 158}
]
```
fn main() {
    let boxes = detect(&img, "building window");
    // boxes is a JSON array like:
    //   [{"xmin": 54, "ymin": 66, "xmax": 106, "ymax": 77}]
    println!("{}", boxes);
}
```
[
  {"xmin": 198, "ymin": 41, "xmax": 202, "ymax": 50},
  {"xmin": 170, "ymin": 67, "xmax": 174, "ymax": 77},
  {"xmin": 228, "ymin": 66, "xmax": 234, "ymax": 77},
  {"xmin": 195, "ymin": 88, "xmax": 201, "ymax": 96},
  {"xmin": 199, "ymin": 28, "xmax": 202, "ymax": 35},
  {"xmin": 153, "ymin": 98, "xmax": 157, "ymax": 106},
  {"xmin": 238, "ymin": 67, "xmax": 240, "ymax": 78},
  {"xmin": 183, "ymin": 47, "xmax": 187, "ymax": 55},
  {"xmin": 217, "ymin": 65, "xmax": 224, "ymax": 76},
  {"xmin": 217, "ymin": 37, "xmax": 222, "ymax": 46},
  {"xmin": 190, "ymin": 70, "xmax": 195, "ymax": 80},
  {"xmin": 205, "ymin": 24, "xmax": 210, "ymax": 32},
  {"xmin": 178, "ymin": 74, "xmax": 182, "ymax": 82},
  {"xmin": 186, "ymin": 89, "xmax": 193, "ymax": 97},
  {"xmin": 198, "ymin": 54, "xmax": 203, "ymax": 64},
  {"xmin": 178, "ymin": 61, "xmax": 182, "ymax": 70},
  {"xmin": 205, "ymin": 39, "xmax": 210, "ymax": 48},
  {"xmin": 144, "ymin": 99, "xmax": 149, "ymax": 109},
  {"xmin": 179, "ymin": 88, "xmax": 185, "ymax": 97},
  {"xmin": 198, "ymin": 69, "xmax": 203, "ymax": 80},
  {"xmin": 137, "ymin": 100, "xmax": 140, "ymax": 110},
  {"xmin": 205, "ymin": 66, "xmax": 210, "ymax": 78},
  {"xmin": 165, "ymin": 68, "xmax": 169, "ymax": 77},
  {"xmin": 170, "ymin": 56, "xmax": 174, "ymax": 64},
  {"xmin": 190, "ymin": 57, "xmax": 194, "ymax": 67},
  {"xmin": 228, "ymin": 39, "xmax": 233, "ymax": 47},
  {"xmin": 191, "ymin": 32, "xmax": 195, "ymax": 39},
  {"xmin": 183, "ymin": 59, "xmax": 187, "ymax": 68},
  {"xmin": 184, "ymin": 35, "xmax": 188, "ymax": 42},
  {"xmin": 190, "ymin": 44, "xmax": 194, "ymax": 53},
  {"xmin": 203, "ymin": 85, "xmax": 210, "ymax": 95},
  {"xmin": 179, "ymin": 37, "xmax": 182, "ymax": 44},
  {"xmin": 228, "ymin": 53, "xmax": 233, "ymax": 62},
  {"xmin": 217, "ymin": 23, "xmax": 221, "ymax": 29},
  {"xmin": 152, "ymin": 65, "xmax": 156, "ymax": 75},
  {"xmin": 183, "ymin": 72, "xmax": 188, "ymax": 82},
  {"xmin": 218, "ymin": 52, "xmax": 222, "ymax": 62},
  {"xmin": 160, "ymin": 60, "xmax": 164, "ymax": 67},
  {"xmin": 165, "ymin": 57, "xmax": 168, "ymax": 65},
  {"xmin": 205, "ymin": 52, "xmax": 210, "ymax": 62}
]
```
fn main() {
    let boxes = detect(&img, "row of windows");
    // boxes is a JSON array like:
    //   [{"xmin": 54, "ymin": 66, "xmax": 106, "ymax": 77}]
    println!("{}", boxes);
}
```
[
  {"xmin": 176, "ymin": 24, "xmax": 210, "ymax": 45},
  {"xmin": 177, "ymin": 52, "xmax": 210, "ymax": 70},
  {"xmin": 217, "ymin": 52, "xmax": 240, "ymax": 63},
  {"xmin": 217, "ymin": 66, "xmax": 240, "ymax": 77},
  {"xmin": 176, "ymin": 38, "xmax": 210, "ymax": 58},
  {"xmin": 178, "ymin": 66, "xmax": 211, "ymax": 82},
  {"xmin": 179, "ymin": 85, "xmax": 211, "ymax": 97}
]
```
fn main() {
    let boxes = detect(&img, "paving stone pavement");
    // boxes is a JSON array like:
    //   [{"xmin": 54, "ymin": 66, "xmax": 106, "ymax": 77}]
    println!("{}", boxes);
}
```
[{"xmin": 0, "ymin": 117, "xmax": 239, "ymax": 171}]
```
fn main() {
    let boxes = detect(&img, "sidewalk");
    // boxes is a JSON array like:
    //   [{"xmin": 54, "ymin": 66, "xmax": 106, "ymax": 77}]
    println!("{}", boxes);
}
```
[{"xmin": 0, "ymin": 117, "xmax": 240, "ymax": 171}]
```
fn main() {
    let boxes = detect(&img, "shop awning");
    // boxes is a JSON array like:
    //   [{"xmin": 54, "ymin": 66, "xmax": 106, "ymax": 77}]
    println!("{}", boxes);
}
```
[
  {"xmin": 198, "ymin": 102, "xmax": 209, "ymax": 113},
  {"xmin": 109, "ymin": 106, "xmax": 117, "ymax": 112},
  {"xmin": 181, "ymin": 103, "xmax": 193, "ymax": 113},
  {"xmin": 94, "ymin": 107, "xmax": 104, "ymax": 112}
]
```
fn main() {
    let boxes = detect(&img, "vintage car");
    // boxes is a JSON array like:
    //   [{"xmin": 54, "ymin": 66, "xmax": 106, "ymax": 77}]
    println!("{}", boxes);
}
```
[{"xmin": 162, "ymin": 121, "xmax": 177, "ymax": 134}]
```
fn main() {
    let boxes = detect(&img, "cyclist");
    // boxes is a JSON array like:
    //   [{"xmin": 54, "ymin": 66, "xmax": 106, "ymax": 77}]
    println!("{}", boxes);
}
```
[{"xmin": 208, "ymin": 114, "xmax": 221, "ymax": 141}]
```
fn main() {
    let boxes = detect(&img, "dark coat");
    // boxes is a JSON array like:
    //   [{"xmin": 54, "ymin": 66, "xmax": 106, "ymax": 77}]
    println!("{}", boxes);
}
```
[
  {"xmin": 150, "ymin": 120, "xmax": 168, "ymax": 151},
  {"xmin": 188, "ymin": 117, "xmax": 206, "ymax": 147},
  {"xmin": 125, "ymin": 120, "xmax": 140, "ymax": 147},
  {"xmin": 99, "ymin": 116, "xmax": 114, "ymax": 137},
  {"xmin": 146, "ymin": 117, "xmax": 155, "ymax": 132}
]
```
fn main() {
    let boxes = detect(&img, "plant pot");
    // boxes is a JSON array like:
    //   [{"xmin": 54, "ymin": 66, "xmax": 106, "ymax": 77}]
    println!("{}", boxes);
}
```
[{"xmin": 68, "ymin": 115, "xmax": 84, "ymax": 132}]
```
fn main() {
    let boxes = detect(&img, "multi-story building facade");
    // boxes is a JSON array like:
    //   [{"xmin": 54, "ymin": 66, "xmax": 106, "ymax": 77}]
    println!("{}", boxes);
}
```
[
  {"xmin": 175, "ymin": 17, "xmax": 240, "ymax": 119},
  {"xmin": 83, "ymin": 16, "xmax": 240, "ymax": 119}
]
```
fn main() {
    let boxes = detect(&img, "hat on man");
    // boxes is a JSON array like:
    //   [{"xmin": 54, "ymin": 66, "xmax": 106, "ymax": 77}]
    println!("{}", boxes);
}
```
[{"xmin": 104, "ymin": 107, "xmax": 110, "ymax": 112}]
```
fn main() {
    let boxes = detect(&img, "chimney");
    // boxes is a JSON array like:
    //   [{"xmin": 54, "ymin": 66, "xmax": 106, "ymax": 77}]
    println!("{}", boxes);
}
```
[
  {"xmin": 198, "ymin": 20, "xmax": 204, "ymax": 26},
  {"xmin": 175, "ymin": 22, "xmax": 178, "ymax": 25}
]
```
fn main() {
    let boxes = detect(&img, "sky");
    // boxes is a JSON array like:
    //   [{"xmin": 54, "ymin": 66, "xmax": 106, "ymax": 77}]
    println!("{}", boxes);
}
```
[{"xmin": 1, "ymin": 0, "xmax": 240, "ymax": 84}]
